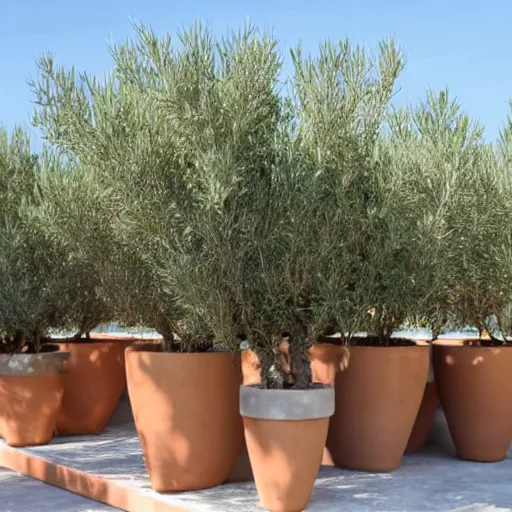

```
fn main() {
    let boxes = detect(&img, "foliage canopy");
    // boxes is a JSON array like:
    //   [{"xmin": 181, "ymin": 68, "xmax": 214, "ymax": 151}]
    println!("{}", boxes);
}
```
[{"xmin": 3, "ymin": 20, "xmax": 508, "ymax": 382}]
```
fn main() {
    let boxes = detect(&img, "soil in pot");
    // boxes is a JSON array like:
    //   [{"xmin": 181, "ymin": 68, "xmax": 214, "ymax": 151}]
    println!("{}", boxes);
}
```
[
  {"xmin": 433, "ymin": 339, "xmax": 512, "ymax": 462},
  {"xmin": 0, "ymin": 345, "xmax": 68, "ymax": 447},
  {"xmin": 241, "ymin": 384, "xmax": 334, "ymax": 512},
  {"xmin": 126, "ymin": 343, "xmax": 244, "ymax": 492},
  {"xmin": 327, "ymin": 337, "xmax": 429, "ymax": 471},
  {"xmin": 55, "ymin": 338, "xmax": 131, "ymax": 436}
]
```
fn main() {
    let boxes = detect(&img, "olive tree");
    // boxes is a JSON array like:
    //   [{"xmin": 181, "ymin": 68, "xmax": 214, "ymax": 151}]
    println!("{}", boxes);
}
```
[
  {"xmin": 32, "ymin": 159, "xmax": 121, "ymax": 337},
  {"xmin": 389, "ymin": 90, "xmax": 505, "ymax": 341},
  {"xmin": 0, "ymin": 128, "xmax": 62, "ymax": 352},
  {"xmin": 0, "ymin": 128, "xmax": 112, "ymax": 352},
  {"xmin": 32, "ymin": 22, "xmax": 283, "ymax": 356},
  {"xmin": 35, "ymin": 22, "xmax": 507, "ymax": 385},
  {"xmin": 288, "ymin": 39, "xmax": 423, "ymax": 348},
  {"xmin": 484, "ymin": 104, "xmax": 512, "ymax": 343}
]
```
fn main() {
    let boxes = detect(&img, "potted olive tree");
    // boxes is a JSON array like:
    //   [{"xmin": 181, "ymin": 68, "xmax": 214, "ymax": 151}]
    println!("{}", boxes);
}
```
[
  {"xmin": 30, "ymin": 22, "xmax": 285, "ymax": 493},
  {"xmin": 0, "ymin": 127, "xmax": 69, "ymax": 447},
  {"xmin": 29, "ymin": 158, "xmax": 129, "ymax": 436},
  {"xmin": 326, "ymin": 88, "xmax": 470, "ymax": 469},
  {"xmin": 432, "ymin": 99, "xmax": 512, "ymax": 463},
  {"xmin": 234, "ymin": 106, "xmax": 339, "ymax": 511},
  {"xmin": 285, "ymin": 38, "xmax": 434, "ymax": 473},
  {"xmin": 235, "ymin": 38, "xmax": 404, "ymax": 511},
  {"xmin": 388, "ymin": 92, "xmax": 495, "ymax": 455}
]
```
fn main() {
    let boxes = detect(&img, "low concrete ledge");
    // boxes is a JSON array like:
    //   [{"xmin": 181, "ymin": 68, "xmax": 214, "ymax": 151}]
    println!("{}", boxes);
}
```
[{"xmin": 0, "ymin": 441, "xmax": 191, "ymax": 512}]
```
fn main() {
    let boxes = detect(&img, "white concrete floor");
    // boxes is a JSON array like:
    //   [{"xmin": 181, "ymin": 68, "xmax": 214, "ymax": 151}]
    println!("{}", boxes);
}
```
[
  {"xmin": 5, "ymin": 411, "xmax": 511, "ymax": 512},
  {"xmin": 3, "ymin": 406, "xmax": 512, "ymax": 512}
]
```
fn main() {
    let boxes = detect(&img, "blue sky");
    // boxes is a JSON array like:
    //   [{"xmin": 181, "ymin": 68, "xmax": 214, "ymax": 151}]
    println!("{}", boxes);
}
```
[{"xmin": 2, "ymin": 0, "xmax": 511, "ymax": 144}]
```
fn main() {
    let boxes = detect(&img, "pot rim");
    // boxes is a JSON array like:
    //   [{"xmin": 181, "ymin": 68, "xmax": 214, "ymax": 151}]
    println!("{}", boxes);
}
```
[
  {"xmin": 0, "ymin": 345, "xmax": 70, "ymax": 376},
  {"xmin": 126, "ymin": 342, "xmax": 238, "ymax": 355},
  {"xmin": 432, "ymin": 338, "xmax": 510, "ymax": 347},
  {"xmin": 346, "ymin": 344, "xmax": 429, "ymax": 350},
  {"xmin": 53, "ymin": 337, "xmax": 135, "ymax": 345},
  {"xmin": 240, "ymin": 384, "xmax": 334, "ymax": 421}
]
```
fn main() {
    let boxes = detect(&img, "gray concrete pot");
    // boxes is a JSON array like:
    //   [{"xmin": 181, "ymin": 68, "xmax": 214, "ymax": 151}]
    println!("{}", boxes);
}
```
[
  {"xmin": 240, "ymin": 385, "xmax": 334, "ymax": 512},
  {"xmin": 240, "ymin": 384, "xmax": 334, "ymax": 420}
]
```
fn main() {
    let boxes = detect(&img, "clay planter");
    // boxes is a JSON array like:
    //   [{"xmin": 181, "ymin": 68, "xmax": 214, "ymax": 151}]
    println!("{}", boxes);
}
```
[
  {"xmin": 405, "ymin": 339, "xmax": 439, "ymax": 453},
  {"xmin": 327, "ymin": 343, "xmax": 429, "ymax": 471},
  {"xmin": 433, "ymin": 340, "xmax": 512, "ymax": 462},
  {"xmin": 405, "ymin": 381, "xmax": 439, "ymax": 453},
  {"xmin": 55, "ymin": 339, "xmax": 131, "ymax": 435},
  {"xmin": 126, "ymin": 343, "xmax": 243, "ymax": 492},
  {"xmin": 240, "ymin": 385, "xmax": 334, "ymax": 512},
  {"xmin": 0, "ymin": 345, "xmax": 69, "ymax": 447}
]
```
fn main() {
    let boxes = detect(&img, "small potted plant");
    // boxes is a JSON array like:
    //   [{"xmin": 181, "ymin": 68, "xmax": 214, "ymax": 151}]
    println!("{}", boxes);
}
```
[
  {"xmin": 390, "ymin": 92, "xmax": 492, "ymax": 454},
  {"xmin": 234, "ymin": 151, "xmax": 339, "ymax": 511},
  {"xmin": 31, "ymin": 56, "xmax": 149, "ymax": 436},
  {"xmin": 0, "ymin": 128, "xmax": 69, "ymax": 447}
]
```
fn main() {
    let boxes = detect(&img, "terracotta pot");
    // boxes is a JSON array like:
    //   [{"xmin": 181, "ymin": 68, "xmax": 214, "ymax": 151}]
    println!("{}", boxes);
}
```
[
  {"xmin": 327, "ymin": 344, "xmax": 429, "ymax": 471},
  {"xmin": 241, "ymin": 341, "xmax": 348, "ymax": 387},
  {"xmin": 433, "ymin": 340, "xmax": 512, "ymax": 462},
  {"xmin": 241, "ymin": 385, "xmax": 334, "ymax": 512},
  {"xmin": 55, "ymin": 339, "xmax": 131, "ymax": 435},
  {"xmin": 403, "ymin": 339, "xmax": 439, "ymax": 453},
  {"xmin": 242, "ymin": 341, "xmax": 346, "ymax": 469},
  {"xmin": 0, "ymin": 346, "xmax": 68, "ymax": 447},
  {"xmin": 405, "ymin": 381, "xmax": 439, "ymax": 453},
  {"xmin": 126, "ymin": 344, "xmax": 243, "ymax": 492}
]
